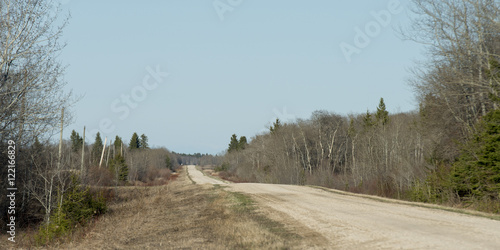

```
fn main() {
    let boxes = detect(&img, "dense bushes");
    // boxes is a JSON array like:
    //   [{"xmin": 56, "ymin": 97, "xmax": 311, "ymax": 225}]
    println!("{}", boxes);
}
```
[
  {"xmin": 35, "ymin": 176, "xmax": 107, "ymax": 245},
  {"xmin": 399, "ymin": 110, "xmax": 500, "ymax": 213}
]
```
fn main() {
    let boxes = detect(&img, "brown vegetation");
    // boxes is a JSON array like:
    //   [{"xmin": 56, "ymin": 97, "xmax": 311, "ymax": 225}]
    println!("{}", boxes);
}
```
[{"xmin": 2, "ymin": 167, "xmax": 313, "ymax": 249}]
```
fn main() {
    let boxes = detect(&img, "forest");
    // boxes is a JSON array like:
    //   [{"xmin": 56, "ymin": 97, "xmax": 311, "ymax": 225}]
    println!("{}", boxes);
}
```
[{"xmin": 219, "ymin": 0, "xmax": 500, "ymax": 214}]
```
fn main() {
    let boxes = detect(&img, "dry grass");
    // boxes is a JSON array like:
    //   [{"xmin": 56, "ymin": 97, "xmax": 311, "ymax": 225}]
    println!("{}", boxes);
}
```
[{"xmin": 4, "ymin": 168, "xmax": 306, "ymax": 249}]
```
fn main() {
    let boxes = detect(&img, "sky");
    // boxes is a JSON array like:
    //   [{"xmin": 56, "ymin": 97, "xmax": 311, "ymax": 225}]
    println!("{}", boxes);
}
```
[{"xmin": 59, "ymin": 0, "xmax": 425, "ymax": 155}]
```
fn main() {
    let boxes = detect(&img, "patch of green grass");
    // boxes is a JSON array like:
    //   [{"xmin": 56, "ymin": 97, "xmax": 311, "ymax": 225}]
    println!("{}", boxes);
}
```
[
  {"xmin": 226, "ymin": 191, "xmax": 302, "ymax": 241},
  {"xmin": 230, "ymin": 191, "xmax": 254, "ymax": 213}
]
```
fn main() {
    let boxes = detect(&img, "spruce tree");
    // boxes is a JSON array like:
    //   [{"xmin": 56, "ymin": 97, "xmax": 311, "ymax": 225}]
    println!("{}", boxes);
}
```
[
  {"xmin": 70, "ymin": 130, "xmax": 83, "ymax": 153},
  {"xmin": 140, "ymin": 134, "xmax": 149, "ymax": 149},
  {"xmin": 92, "ymin": 132, "xmax": 103, "ymax": 165},
  {"xmin": 375, "ymin": 98, "xmax": 389, "ymax": 126},
  {"xmin": 129, "ymin": 132, "xmax": 140, "ymax": 150},
  {"xmin": 270, "ymin": 118, "xmax": 282, "ymax": 134},
  {"xmin": 109, "ymin": 154, "xmax": 128, "ymax": 182},
  {"xmin": 451, "ymin": 109, "xmax": 500, "ymax": 200},
  {"xmin": 363, "ymin": 110, "xmax": 374, "ymax": 129},
  {"xmin": 114, "ymin": 136, "xmax": 123, "ymax": 155},
  {"xmin": 348, "ymin": 118, "xmax": 356, "ymax": 138},
  {"xmin": 238, "ymin": 136, "xmax": 248, "ymax": 150},
  {"xmin": 228, "ymin": 134, "xmax": 239, "ymax": 153}
]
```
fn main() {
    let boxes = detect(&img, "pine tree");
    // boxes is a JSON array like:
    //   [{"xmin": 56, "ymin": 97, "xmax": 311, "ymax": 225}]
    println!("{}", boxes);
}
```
[
  {"xmin": 238, "ymin": 136, "xmax": 248, "ymax": 150},
  {"xmin": 109, "ymin": 155, "xmax": 128, "ymax": 182},
  {"xmin": 140, "ymin": 134, "xmax": 149, "ymax": 149},
  {"xmin": 228, "ymin": 134, "xmax": 239, "ymax": 153},
  {"xmin": 451, "ymin": 109, "xmax": 500, "ymax": 200},
  {"xmin": 375, "ymin": 98, "xmax": 389, "ymax": 126},
  {"xmin": 114, "ymin": 136, "xmax": 123, "ymax": 155},
  {"xmin": 70, "ymin": 130, "xmax": 83, "ymax": 153},
  {"xmin": 129, "ymin": 132, "xmax": 140, "ymax": 150},
  {"xmin": 347, "ymin": 118, "xmax": 356, "ymax": 138},
  {"xmin": 92, "ymin": 132, "xmax": 103, "ymax": 165},
  {"xmin": 270, "ymin": 118, "xmax": 282, "ymax": 134},
  {"xmin": 363, "ymin": 110, "xmax": 374, "ymax": 129}
]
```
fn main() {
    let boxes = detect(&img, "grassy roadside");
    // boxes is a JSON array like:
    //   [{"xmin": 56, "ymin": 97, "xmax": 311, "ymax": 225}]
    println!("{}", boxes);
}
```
[
  {"xmin": 201, "ymin": 185, "xmax": 304, "ymax": 249},
  {"xmin": 30, "ymin": 167, "xmax": 304, "ymax": 249},
  {"xmin": 309, "ymin": 185, "xmax": 500, "ymax": 221},
  {"xmin": 218, "ymin": 187, "xmax": 304, "ymax": 245}
]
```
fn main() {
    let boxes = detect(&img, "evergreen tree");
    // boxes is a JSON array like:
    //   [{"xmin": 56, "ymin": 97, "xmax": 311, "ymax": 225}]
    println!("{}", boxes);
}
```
[
  {"xmin": 451, "ymin": 109, "xmax": 500, "ymax": 200},
  {"xmin": 109, "ymin": 155, "xmax": 128, "ymax": 182},
  {"xmin": 114, "ymin": 136, "xmax": 123, "ymax": 155},
  {"xmin": 70, "ymin": 130, "xmax": 83, "ymax": 153},
  {"xmin": 129, "ymin": 132, "xmax": 140, "ymax": 150},
  {"xmin": 375, "ymin": 98, "xmax": 389, "ymax": 126},
  {"xmin": 92, "ymin": 132, "xmax": 103, "ymax": 165},
  {"xmin": 270, "ymin": 118, "xmax": 282, "ymax": 134},
  {"xmin": 228, "ymin": 134, "xmax": 239, "ymax": 153},
  {"xmin": 238, "ymin": 136, "xmax": 248, "ymax": 150},
  {"xmin": 140, "ymin": 134, "xmax": 149, "ymax": 149},
  {"xmin": 363, "ymin": 110, "xmax": 374, "ymax": 129},
  {"xmin": 347, "ymin": 118, "xmax": 356, "ymax": 138}
]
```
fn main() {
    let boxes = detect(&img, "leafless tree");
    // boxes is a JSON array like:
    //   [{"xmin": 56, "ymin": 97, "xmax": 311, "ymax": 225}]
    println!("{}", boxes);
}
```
[
  {"xmin": 0, "ymin": 0, "xmax": 73, "ymax": 147},
  {"xmin": 401, "ymin": 0, "xmax": 500, "ymax": 136}
]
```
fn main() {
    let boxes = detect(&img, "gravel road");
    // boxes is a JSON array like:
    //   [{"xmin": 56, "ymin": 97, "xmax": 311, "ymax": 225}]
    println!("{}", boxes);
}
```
[{"xmin": 187, "ymin": 165, "xmax": 500, "ymax": 249}]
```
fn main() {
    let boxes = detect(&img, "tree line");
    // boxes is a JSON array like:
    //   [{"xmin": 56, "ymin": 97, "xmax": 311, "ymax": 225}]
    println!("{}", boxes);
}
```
[
  {"xmin": 220, "ymin": 0, "xmax": 500, "ymax": 213},
  {"xmin": 0, "ymin": 0, "xmax": 179, "ymax": 244}
]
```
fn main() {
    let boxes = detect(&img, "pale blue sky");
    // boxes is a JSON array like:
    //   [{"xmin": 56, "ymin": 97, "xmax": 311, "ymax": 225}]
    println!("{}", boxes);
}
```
[{"xmin": 60, "ymin": 0, "xmax": 424, "ymax": 154}]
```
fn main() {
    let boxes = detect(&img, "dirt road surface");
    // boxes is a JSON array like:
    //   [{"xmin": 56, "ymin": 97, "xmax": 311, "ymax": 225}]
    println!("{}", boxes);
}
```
[{"xmin": 187, "ymin": 165, "xmax": 500, "ymax": 249}]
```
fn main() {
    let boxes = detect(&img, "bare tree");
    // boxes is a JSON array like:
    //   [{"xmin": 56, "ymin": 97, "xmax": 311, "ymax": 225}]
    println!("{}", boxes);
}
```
[
  {"xmin": 0, "ymin": 0, "xmax": 72, "ymax": 146},
  {"xmin": 401, "ymin": 0, "xmax": 500, "ymax": 135}
]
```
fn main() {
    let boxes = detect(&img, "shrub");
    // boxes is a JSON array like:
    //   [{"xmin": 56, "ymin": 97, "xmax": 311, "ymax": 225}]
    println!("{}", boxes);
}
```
[
  {"xmin": 214, "ymin": 162, "xmax": 230, "ymax": 172},
  {"xmin": 87, "ymin": 165, "xmax": 115, "ymax": 186},
  {"xmin": 35, "ymin": 175, "xmax": 107, "ymax": 245},
  {"xmin": 35, "ymin": 207, "xmax": 70, "ymax": 245}
]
